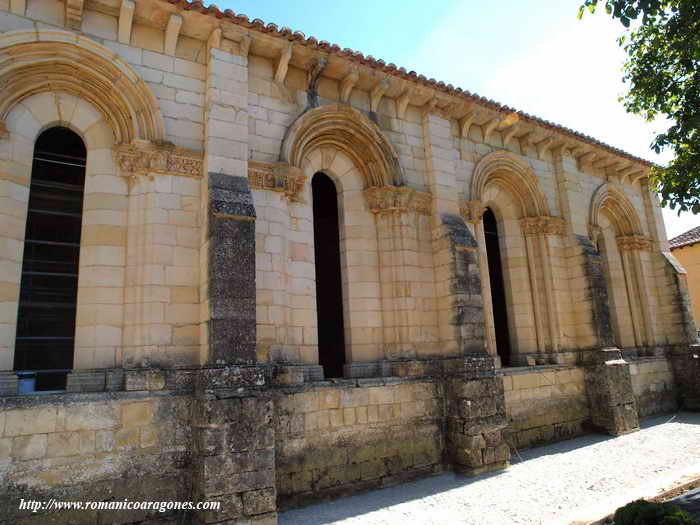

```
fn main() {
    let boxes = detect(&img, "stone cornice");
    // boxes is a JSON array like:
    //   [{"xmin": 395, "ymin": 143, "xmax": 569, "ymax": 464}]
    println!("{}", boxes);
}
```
[
  {"xmin": 248, "ymin": 160, "xmax": 306, "ymax": 203},
  {"xmin": 114, "ymin": 141, "xmax": 203, "ymax": 178},
  {"xmin": 519, "ymin": 216, "xmax": 566, "ymax": 236},
  {"xmin": 617, "ymin": 234, "xmax": 653, "ymax": 252},
  {"xmin": 158, "ymin": 0, "xmax": 655, "ymax": 177},
  {"xmin": 364, "ymin": 185, "xmax": 432, "ymax": 215}
]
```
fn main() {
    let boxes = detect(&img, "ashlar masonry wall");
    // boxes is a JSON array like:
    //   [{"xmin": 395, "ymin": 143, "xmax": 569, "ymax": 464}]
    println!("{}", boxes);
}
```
[
  {"xmin": 0, "ymin": 390, "xmax": 192, "ymax": 524},
  {"xmin": 629, "ymin": 358, "xmax": 677, "ymax": 418},
  {"xmin": 503, "ymin": 366, "xmax": 590, "ymax": 450},
  {"xmin": 274, "ymin": 379, "xmax": 442, "ymax": 508}
]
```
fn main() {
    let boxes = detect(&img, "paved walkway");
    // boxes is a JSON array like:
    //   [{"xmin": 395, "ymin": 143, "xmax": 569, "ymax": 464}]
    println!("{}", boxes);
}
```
[{"xmin": 280, "ymin": 412, "xmax": 700, "ymax": 525}]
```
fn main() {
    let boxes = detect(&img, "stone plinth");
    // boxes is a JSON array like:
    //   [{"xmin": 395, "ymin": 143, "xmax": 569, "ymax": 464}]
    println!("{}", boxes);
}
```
[
  {"xmin": 445, "ymin": 355, "xmax": 510, "ymax": 476},
  {"xmin": 191, "ymin": 367, "xmax": 277, "ymax": 525},
  {"xmin": 584, "ymin": 347, "xmax": 639, "ymax": 436}
]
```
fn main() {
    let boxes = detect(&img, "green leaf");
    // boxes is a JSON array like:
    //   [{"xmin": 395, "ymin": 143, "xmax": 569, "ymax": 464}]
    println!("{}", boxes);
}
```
[{"xmin": 578, "ymin": 0, "xmax": 700, "ymax": 213}]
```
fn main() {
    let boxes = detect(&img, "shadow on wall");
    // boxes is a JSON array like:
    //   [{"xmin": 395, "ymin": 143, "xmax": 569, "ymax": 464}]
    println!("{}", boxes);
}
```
[{"xmin": 278, "ymin": 413, "xmax": 697, "ymax": 525}]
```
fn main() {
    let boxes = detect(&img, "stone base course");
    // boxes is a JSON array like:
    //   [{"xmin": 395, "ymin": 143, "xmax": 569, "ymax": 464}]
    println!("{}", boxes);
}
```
[{"xmin": 0, "ymin": 352, "xmax": 689, "ymax": 524}]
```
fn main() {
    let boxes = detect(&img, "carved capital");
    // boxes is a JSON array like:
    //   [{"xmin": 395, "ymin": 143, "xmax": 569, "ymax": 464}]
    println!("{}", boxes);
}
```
[
  {"xmin": 364, "ymin": 185, "xmax": 431, "ymax": 215},
  {"xmin": 459, "ymin": 200, "xmax": 486, "ymax": 224},
  {"xmin": 0, "ymin": 120, "xmax": 8, "ymax": 139},
  {"xmin": 588, "ymin": 223, "xmax": 603, "ymax": 242},
  {"xmin": 114, "ymin": 141, "xmax": 203, "ymax": 178},
  {"xmin": 520, "ymin": 215, "xmax": 566, "ymax": 236},
  {"xmin": 617, "ymin": 234, "xmax": 652, "ymax": 252},
  {"xmin": 248, "ymin": 161, "xmax": 306, "ymax": 203}
]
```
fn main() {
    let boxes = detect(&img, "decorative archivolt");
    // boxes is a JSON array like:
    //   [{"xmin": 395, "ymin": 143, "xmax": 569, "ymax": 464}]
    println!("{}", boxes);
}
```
[
  {"xmin": 589, "ymin": 182, "xmax": 643, "ymax": 237},
  {"xmin": 469, "ymin": 150, "xmax": 549, "ymax": 217},
  {"xmin": 281, "ymin": 105, "xmax": 404, "ymax": 188},
  {"xmin": 0, "ymin": 30, "xmax": 165, "ymax": 145}
]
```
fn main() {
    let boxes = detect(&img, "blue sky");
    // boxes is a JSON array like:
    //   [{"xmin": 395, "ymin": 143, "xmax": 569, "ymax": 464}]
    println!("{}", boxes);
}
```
[{"xmin": 217, "ymin": 0, "xmax": 699, "ymax": 239}]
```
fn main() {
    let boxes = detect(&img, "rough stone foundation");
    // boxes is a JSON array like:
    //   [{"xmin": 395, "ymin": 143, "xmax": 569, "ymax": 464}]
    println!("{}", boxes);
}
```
[{"xmin": 0, "ymin": 353, "xmax": 688, "ymax": 524}]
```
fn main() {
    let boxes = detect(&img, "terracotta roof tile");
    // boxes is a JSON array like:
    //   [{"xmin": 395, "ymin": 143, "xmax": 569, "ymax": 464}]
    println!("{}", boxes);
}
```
[
  {"xmin": 669, "ymin": 225, "xmax": 700, "ymax": 250},
  {"xmin": 166, "ymin": 0, "xmax": 657, "ymax": 167}
]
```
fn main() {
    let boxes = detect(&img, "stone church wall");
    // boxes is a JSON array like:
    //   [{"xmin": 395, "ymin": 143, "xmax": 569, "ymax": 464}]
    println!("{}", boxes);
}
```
[
  {"xmin": 0, "ymin": 1, "xmax": 699, "ymax": 523},
  {"xmin": 0, "ymin": 390, "xmax": 192, "ymax": 524},
  {"xmin": 503, "ymin": 366, "xmax": 589, "ymax": 450},
  {"xmin": 274, "ymin": 379, "xmax": 442, "ymax": 508},
  {"xmin": 629, "ymin": 357, "xmax": 678, "ymax": 418}
]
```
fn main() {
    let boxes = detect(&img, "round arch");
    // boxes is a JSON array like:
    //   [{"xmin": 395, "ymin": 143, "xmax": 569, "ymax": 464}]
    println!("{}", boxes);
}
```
[
  {"xmin": 281, "ymin": 105, "xmax": 404, "ymax": 188},
  {"xmin": 470, "ymin": 150, "xmax": 549, "ymax": 217},
  {"xmin": 589, "ymin": 183, "xmax": 643, "ymax": 236},
  {"xmin": 0, "ymin": 29, "xmax": 165, "ymax": 144}
]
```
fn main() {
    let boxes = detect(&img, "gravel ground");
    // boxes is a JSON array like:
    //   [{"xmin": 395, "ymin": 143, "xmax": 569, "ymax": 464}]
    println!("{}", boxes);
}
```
[{"xmin": 280, "ymin": 412, "xmax": 700, "ymax": 525}]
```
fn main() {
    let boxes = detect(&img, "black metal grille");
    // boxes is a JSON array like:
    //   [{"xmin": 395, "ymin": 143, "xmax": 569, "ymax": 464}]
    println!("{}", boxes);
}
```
[{"xmin": 14, "ymin": 128, "xmax": 86, "ymax": 391}]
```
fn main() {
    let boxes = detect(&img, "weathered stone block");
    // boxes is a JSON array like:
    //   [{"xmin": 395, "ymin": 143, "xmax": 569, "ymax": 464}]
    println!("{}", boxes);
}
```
[
  {"xmin": 197, "ymin": 493, "xmax": 243, "ymax": 523},
  {"xmin": 360, "ymin": 459, "xmax": 388, "ymax": 480},
  {"xmin": 114, "ymin": 427, "xmax": 141, "ymax": 449},
  {"xmin": 585, "ymin": 349, "xmax": 640, "ymax": 436},
  {"xmin": 64, "ymin": 403, "xmax": 119, "ymax": 432},
  {"xmin": 242, "ymin": 488, "xmax": 276, "ymax": 516},
  {"xmin": 339, "ymin": 388, "xmax": 368, "ymax": 408},
  {"xmin": 95, "ymin": 429, "xmax": 115, "ymax": 452},
  {"xmin": 121, "ymin": 402, "xmax": 154, "ymax": 427},
  {"xmin": 0, "ymin": 437, "xmax": 12, "ymax": 458},
  {"xmin": 0, "ymin": 371, "xmax": 18, "ymax": 395},
  {"xmin": 368, "ymin": 387, "xmax": 393, "ymax": 405},
  {"xmin": 12, "ymin": 434, "xmax": 47, "ymax": 460},
  {"xmin": 5, "ymin": 407, "xmax": 57, "ymax": 436},
  {"xmin": 47, "ymin": 431, "xmax": 81, "ymax": 457},
  {"xmin": 251, "ymin": 512, "xmax": 278, "ymax": 525}
]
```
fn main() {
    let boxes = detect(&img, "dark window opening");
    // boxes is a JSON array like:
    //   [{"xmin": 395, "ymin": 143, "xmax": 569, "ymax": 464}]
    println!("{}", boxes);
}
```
[
  {"xmin": 597, "ymin": 234, "xmax": 620, "ymax": 347},
  {"xmin": 312, "ymin": 172, "xmax": 346, "ymax": 378},
  {"xmin": 14, "ymin": 127, "xmax": 87, "ymax": 392},
  {"xmin": 484, "ymin": 208, "xmax": 512, "ymax": 367}
]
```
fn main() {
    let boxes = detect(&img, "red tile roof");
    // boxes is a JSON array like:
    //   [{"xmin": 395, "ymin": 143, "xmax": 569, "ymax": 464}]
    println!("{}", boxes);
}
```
[
  {"xmin": 166, "ymin": 0, "xmax": 656, "ymax": 168},
  {"xmin": 670, "ymin": 225, "xmax": 700, "ymax": 250}
]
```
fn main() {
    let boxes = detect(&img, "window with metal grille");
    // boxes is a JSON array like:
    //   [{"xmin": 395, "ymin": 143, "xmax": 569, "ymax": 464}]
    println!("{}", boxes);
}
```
[{"xmin": 14, "ymin": 127, "xmax": 86, "ymax": 392}]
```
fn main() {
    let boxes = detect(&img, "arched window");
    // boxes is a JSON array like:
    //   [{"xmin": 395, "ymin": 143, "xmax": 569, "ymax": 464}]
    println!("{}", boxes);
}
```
[
  {"xmin": 14, "ymin": 127, "xmax": 86, "ymax": 392},
  {"xmin": 311, "ymin": 172, "xmax": 346, "ymax": 378},
  {"xmin": 483, "ymin": 208, "xmax": 512, "ymax": 366}
]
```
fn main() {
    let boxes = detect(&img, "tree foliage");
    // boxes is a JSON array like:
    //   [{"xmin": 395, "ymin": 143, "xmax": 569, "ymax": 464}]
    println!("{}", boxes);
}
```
[
  {"xmin": 579, "ymin": 1, "xmax": 700, "ymax": 213},
  {"xmin": 612, "ymin": 498, "xmax": 697, "ymax": 525}
]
